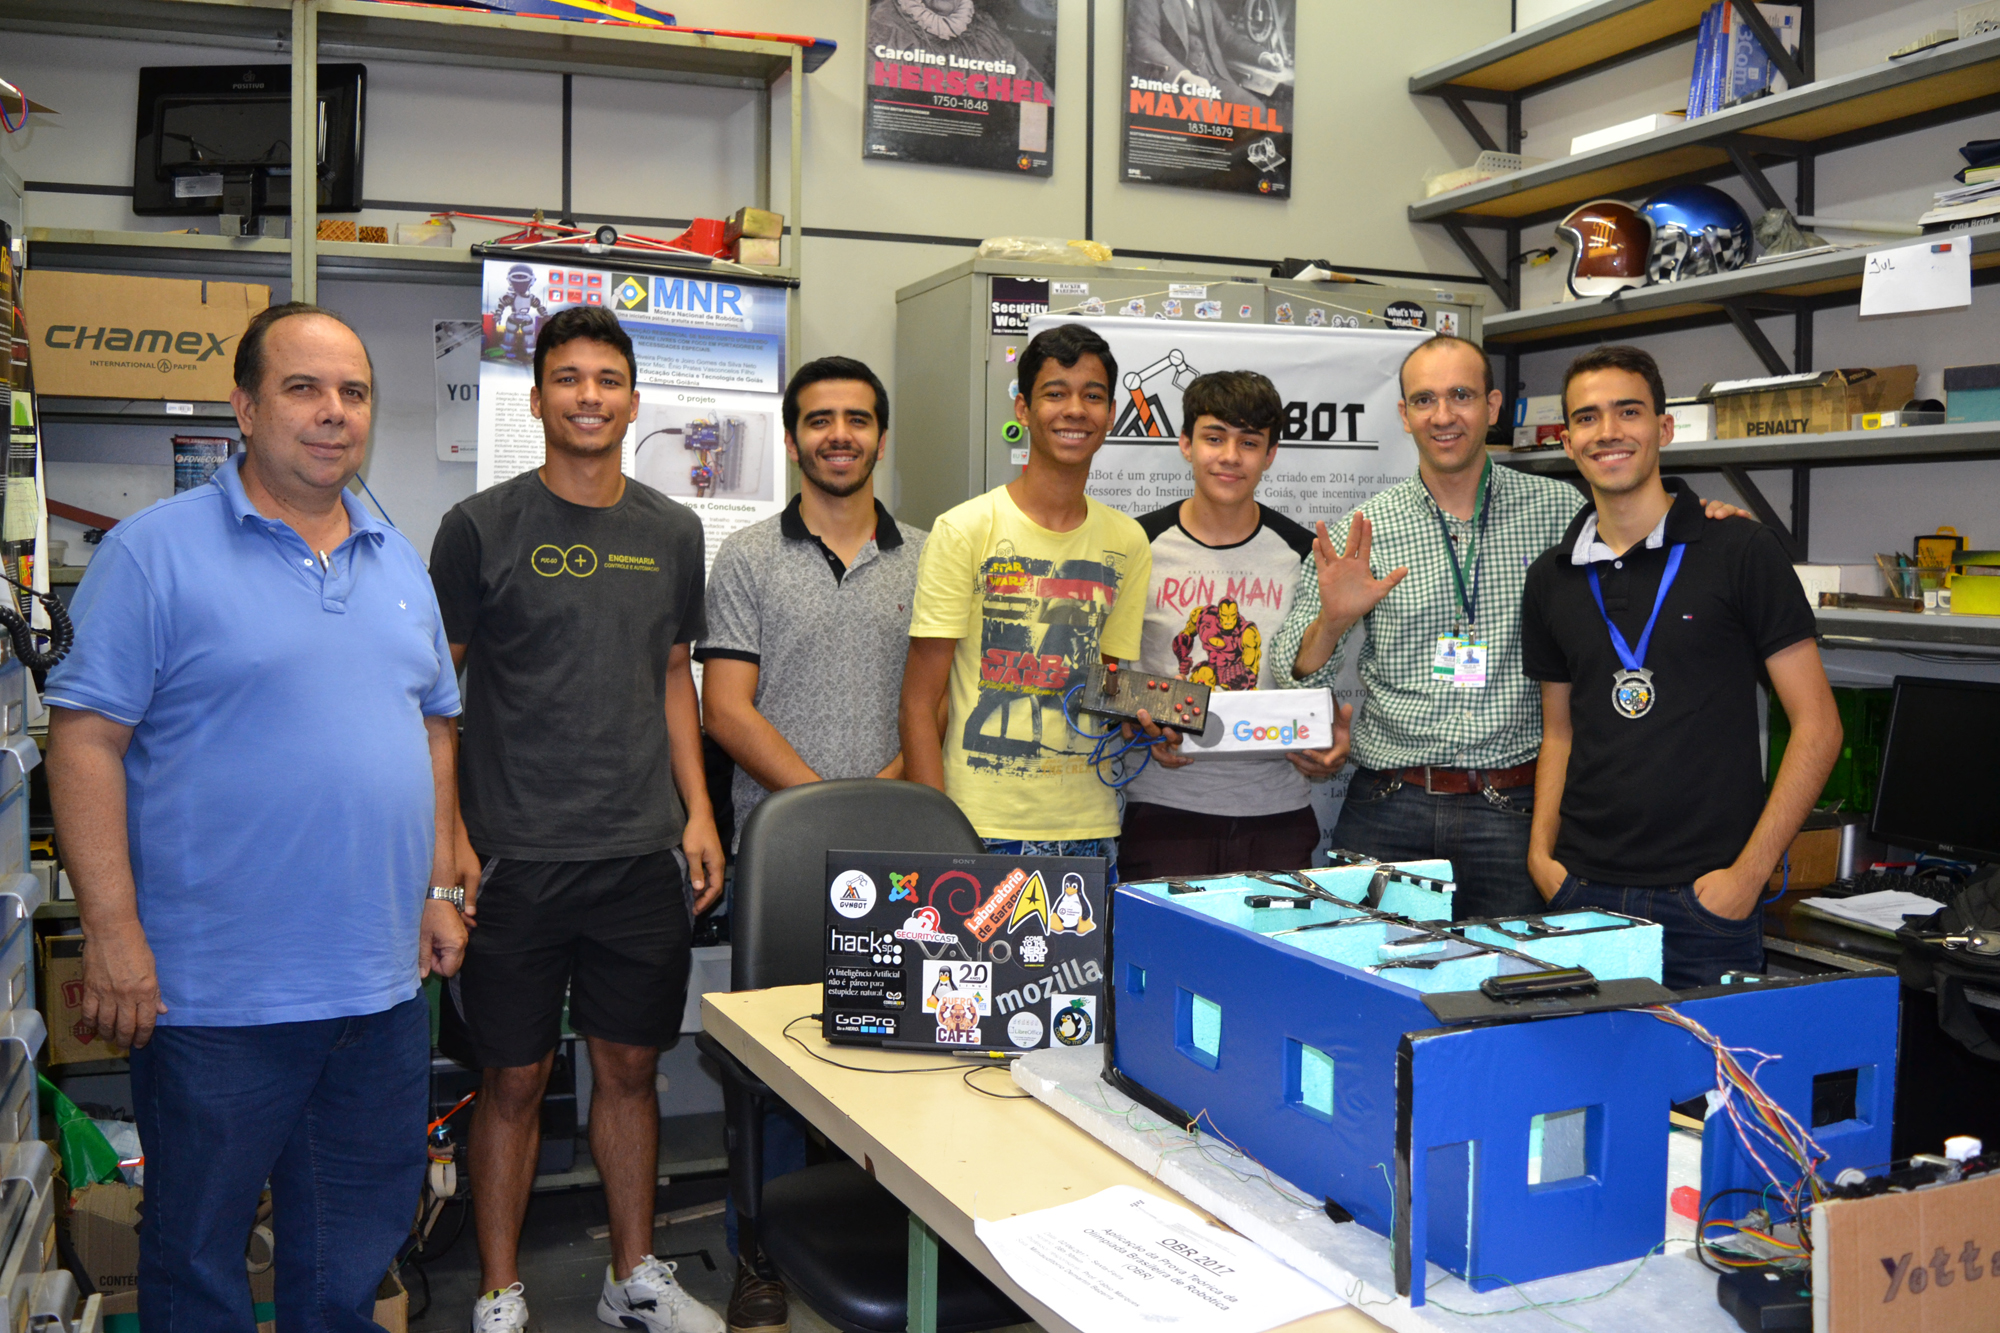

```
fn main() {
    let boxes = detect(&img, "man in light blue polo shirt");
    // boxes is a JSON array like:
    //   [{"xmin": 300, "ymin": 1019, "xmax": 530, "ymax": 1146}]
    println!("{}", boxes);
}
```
[{"xmin": 45, "ymin": 302, "xmax": 470, "ymax": 1333}]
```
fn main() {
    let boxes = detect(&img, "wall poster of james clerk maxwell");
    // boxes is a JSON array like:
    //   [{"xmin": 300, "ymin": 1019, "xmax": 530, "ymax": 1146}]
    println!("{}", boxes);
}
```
[
  {"xmin": 864, "ymin": 0, "xmax": 1059, "ymax": 176},
  {"xmin": 1121, "ymin": 0, "xmax": 1296, "ymax": 197}
]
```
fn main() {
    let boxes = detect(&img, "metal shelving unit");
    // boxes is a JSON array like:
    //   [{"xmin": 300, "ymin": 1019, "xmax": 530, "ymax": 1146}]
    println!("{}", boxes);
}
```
[
  {"xmin": 0, "ymin": 0, "xmax": 807, "ymax": 310},
  {"xmin": 1410, "ymin": 30, "xmax": 2000, "ymax": 232},
  {"xmin": 1483, "ymin": 222, "xmax": 2000, "ymax": 369},
  {"xmin": 1408, "ymin": 9, "xmax": 2000, "ymax": 404},
  {"xmin": 1418, "ymin": 6, "xmax": 2000, "ymax": 654},
  {"xmin": 1498, "ymin": 422, "xmax": 2000, "ymax": 559},
  {"xmin": 1412, "ymin": 0, "xmax": 1717, "ymax": 102},
  {"xmin": 1814, "ymin": 607, "xmax": 2000, "ymax": 652}
]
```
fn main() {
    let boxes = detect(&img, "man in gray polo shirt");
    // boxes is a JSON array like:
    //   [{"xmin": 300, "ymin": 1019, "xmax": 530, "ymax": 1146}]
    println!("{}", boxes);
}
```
[{"xmin": 696, "ymin": 355, "xmax": 924, "ymax": 1333}]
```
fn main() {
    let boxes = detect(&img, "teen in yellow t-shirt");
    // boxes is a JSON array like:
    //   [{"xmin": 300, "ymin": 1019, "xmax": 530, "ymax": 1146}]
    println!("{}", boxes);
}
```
[{"xmin": 901, "ymin": 324, "xmax": 1157, "ymax": 853}]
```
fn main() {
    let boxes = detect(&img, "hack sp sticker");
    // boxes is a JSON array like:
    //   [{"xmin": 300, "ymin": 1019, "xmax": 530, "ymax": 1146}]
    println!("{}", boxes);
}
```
[{"xmin": 828, "ymin": 928, "xmax": 904, "ymax": 966}]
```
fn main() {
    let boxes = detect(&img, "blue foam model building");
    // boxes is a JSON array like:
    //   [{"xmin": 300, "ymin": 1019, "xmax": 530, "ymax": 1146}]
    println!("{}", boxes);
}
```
[{"xmin": 1105, "ymin": 855, "xmax": 1900, "ymax": 1304}]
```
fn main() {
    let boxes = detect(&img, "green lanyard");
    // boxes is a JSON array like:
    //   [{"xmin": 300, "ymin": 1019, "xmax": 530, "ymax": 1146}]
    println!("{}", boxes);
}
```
[{"xmin": 1419, "ymin": 458, "xmax": 1492, "ymax": 635}]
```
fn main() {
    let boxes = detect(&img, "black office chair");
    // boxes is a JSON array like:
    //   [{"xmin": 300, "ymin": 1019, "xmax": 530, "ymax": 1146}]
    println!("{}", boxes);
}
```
[{"xmin": 694, "ymin": 779, "xmax": 1027, "ymax": 1333}]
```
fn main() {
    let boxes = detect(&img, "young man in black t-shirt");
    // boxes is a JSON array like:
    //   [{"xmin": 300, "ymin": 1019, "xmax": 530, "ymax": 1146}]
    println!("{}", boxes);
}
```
[
  {"xmin": 1520, "ymin": 344, "xmax": 1841, "ymax": 991},
  {"xmin": 431, "ymin": 307, "xmax": 724, "ymax": 1333}
]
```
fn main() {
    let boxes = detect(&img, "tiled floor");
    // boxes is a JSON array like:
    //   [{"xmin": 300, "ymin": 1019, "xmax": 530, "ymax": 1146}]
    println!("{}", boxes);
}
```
[
  {"xmin": 406, "ymin": 1180, "xmax": 738, "ymax": 1332},
  {"xmin": 404, "ymin": 1145, "xmax": 1040, "ymax": 1333}
]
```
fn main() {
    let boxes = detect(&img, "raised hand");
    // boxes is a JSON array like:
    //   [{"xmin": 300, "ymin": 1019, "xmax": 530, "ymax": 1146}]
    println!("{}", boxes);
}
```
[{"xmin": 1313, "ymin": 512, "xmax": 1408, "ymax": 623}]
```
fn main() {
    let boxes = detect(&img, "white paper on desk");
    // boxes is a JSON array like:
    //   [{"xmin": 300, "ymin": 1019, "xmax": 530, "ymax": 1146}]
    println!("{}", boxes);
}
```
[
  {"xmin": 1798, "ymin": 889, "xmax": 1941, "ymax": 934},
  {"xmin": 1859, "ymin": 234, "xmax": 1971, "ymax": 316},
  {"xmin": 974, "ymin": 1184, "xmax": 1340, "ymax": 1333}
]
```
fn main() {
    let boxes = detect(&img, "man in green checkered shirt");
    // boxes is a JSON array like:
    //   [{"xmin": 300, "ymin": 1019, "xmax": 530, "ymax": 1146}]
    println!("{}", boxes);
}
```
[{"xmin": 1272, "ymin": 336, "xmax": 1744, "ymax": 919}]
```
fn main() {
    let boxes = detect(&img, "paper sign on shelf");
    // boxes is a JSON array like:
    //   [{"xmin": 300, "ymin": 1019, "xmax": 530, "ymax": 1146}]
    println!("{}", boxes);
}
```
[
  {"xmin": 973, "ymin": 1185, "xmax": 1340, "ymax": 1333},
  {"xmin": 1859, "ymin": 234, "xmax": 1972, "ymax": 317}
]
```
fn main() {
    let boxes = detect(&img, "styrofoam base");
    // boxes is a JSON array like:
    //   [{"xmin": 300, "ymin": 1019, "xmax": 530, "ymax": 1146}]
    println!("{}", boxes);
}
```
[{"xmin": 1014, "ymin": 1046, "xmax": 1738, "ymax": 1333}]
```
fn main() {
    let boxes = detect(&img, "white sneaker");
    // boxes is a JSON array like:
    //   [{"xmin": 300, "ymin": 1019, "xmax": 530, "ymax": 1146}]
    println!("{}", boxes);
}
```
[
  {"xmin": 473, "ymin": 1282, "xmax": 530, "ymax": 1332},
  {"xmin": 598, "ymin": 1255, "xmax": 725, "ymax": 1333}
]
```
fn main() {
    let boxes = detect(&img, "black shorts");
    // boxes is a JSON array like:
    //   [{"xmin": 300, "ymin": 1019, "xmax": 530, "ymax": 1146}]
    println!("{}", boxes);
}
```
[{"xmin": 453, "ymin": 848, "xmax": 693, "ymax": 1068}]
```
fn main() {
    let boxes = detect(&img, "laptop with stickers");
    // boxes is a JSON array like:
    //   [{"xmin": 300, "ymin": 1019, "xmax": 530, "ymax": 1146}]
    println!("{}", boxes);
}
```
[{"xmin": 822, "ymin": 850, "xmax": 1110, "ymax": 1055}]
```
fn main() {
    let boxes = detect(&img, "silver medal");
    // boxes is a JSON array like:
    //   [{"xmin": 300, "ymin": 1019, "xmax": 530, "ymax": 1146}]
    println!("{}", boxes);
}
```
[{"xmin": 1612, "ymin": 668, "xmax": 1656, "ymax": 719}]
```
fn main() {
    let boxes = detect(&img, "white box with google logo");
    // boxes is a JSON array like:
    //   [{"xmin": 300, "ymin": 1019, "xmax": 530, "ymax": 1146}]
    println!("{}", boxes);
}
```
[{"xmin": 1181, "ymin": 687, "xmax": 1334, "ymax": 754}]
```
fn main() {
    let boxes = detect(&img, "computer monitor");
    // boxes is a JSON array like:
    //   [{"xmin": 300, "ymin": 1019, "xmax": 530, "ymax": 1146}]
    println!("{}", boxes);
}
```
[
  {"xmin": 133, "ymin": 64, "xmax": 366, "ymax": 227},
  {"xmin": 1870, "ymin": 675, "xmax": 2000, "ymax": 863}
]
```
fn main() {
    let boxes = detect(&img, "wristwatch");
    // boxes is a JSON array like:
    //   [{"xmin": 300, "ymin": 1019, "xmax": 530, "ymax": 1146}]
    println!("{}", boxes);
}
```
[{"xmin": 428, "ymin": 885, "xmax": 465, "ymax": 910}]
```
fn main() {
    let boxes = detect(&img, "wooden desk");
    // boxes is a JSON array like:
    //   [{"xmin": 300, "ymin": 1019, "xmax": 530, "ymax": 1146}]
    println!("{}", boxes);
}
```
[{"xmin": 701, "ymin": 984, "xmax": 1382, "ymax": 1333}]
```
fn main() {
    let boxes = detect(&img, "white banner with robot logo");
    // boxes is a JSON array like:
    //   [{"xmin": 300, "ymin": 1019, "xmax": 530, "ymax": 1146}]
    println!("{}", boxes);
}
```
[
  {"xmin": 474, "ymin": 257, "xmax": 792, "ymax": 576},
  {"xmin": 1023, "ymin": 316, "xmax": 1428, "ymax": 857}
]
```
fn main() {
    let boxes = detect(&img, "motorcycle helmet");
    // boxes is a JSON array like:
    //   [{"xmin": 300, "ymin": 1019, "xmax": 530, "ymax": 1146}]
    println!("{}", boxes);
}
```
[
  {"xmin": 1642, "ymin": 184, "xmax": 1753, "ymax": 283},
  {"xmin": 1556, "ymin": 200, "xmax": 1651, "ymax": 298}
]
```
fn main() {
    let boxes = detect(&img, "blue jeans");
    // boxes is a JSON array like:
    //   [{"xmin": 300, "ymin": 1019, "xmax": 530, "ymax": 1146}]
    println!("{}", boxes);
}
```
[
  {"xmin": 132, "ymin": 995, "xmax": 430, "ymax": 1333},
  {"xmin": 724, "ymin": 1106, "xmax": 810, "ymax": 1260},
  {"xmin": 980, "ymin": 837, "xmax": 1119, "ymax": 886},
  {"xmin": 1331, "ymin": 770, "xmax": 1541, "ymax": 921},
  {"xmin": 1551, "ymin": 876, "xmax": 1765, "ymax": 991}
]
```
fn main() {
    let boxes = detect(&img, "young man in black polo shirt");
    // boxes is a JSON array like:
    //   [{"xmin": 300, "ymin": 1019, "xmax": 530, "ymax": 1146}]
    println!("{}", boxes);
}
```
[{"xmin": 1521, "ymin": 345, "xmax": 1841, "ymax": 990}]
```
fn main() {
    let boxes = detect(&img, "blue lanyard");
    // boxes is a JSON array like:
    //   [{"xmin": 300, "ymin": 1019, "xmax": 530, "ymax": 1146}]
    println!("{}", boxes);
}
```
[
  {"xmin": 1419, "ymin": 462, "xmax": 1492, "ymax": 632},
  {"xmin": 1586, "ymin": 543, "xmax": 1686, "ymax": 672}
]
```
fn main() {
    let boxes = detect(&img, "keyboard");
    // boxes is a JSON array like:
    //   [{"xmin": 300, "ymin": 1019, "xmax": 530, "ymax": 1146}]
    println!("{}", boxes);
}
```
[{"xmin": 1825, "ymin": 870, "xmax": 1961, "ymax": 903}]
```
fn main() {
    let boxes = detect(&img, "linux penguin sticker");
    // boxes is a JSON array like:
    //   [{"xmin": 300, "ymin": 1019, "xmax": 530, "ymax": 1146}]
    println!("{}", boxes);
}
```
[{"xmin": 1049, "ymin": 873, "xmax": 1096, "ymax": 935}]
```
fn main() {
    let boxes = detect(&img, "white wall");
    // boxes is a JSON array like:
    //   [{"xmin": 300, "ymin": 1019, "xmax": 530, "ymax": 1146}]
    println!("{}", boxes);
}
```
[{"xmin": 1, "ymin": 1, "xmax": 1514, "ymax": 558}]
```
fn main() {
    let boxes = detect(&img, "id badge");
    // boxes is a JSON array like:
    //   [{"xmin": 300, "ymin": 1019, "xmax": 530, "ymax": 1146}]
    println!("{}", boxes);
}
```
[
  {"xmin": 1453, "ymin": 638, "xmax": 1488, "ymax": 689},
  {"xmin": 1432, "ymin": 634, "xmax": 1462, "ymax": 681}
]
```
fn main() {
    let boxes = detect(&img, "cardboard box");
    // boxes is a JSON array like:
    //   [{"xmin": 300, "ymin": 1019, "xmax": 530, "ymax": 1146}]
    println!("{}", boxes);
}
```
[
  {"xmin": 1511, "ymin": 393, "xmax": 1565, "ymax": 450},
  {"xmin": 257, "ymin": 1268, "xmax": 404, "ymax": 1333},
  {"xmin": 1666, "ymin": 399, "xmax": 1714, "ymax": 442},
  {"xmin": 74, "ymin": 1184, "xmax": 404, "ymax": 1331},
  {"xmin": 1812, "ymin": 1165, "xmax": 2000, "ymax": 1331},
  {"xmin": 40, "ymin": 934, "xmax": 128, "ymax": 1065},
  {"xmin": 1702, "ymin": 366, "xmax": 1919, "ymax": 439},
  {"xmin": 1570, "ymin": 112, "xmax": 1679, "ymax": 156},
  {"xmin": 21, "ymin": 271, "xmax": 268, "ymax": 402},
  {"xmin": 1767, "ymin": 823, "xmax": 1843, "ymax": 892},
  {"xmin": 1793, "ymin": 564, "xmax": 1842, "ymax": 605},
  {"xmin": 1943, "ymin": 362, "xmax": 2000, "ymax": 423},
  {"xmin": 733, "ymin": 237, "xmax": 782, "ymax": 267},
  {"xmin": 725, "ymin": 205, "xmax": 783, "ymax": 241},
  {"xmin": 67, "ymin": 1182, "xmax": 142, "ymax": 1310},
  {"xmin": 1952, "ymin": 553, "xmax": 2000, "ymax": 615}
]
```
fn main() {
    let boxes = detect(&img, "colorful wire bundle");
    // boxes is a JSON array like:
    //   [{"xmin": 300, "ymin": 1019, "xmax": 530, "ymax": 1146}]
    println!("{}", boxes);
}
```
[{"xmin": 1648, "ymin": 1005, "xmax": 1828, "ymax": 1269}]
